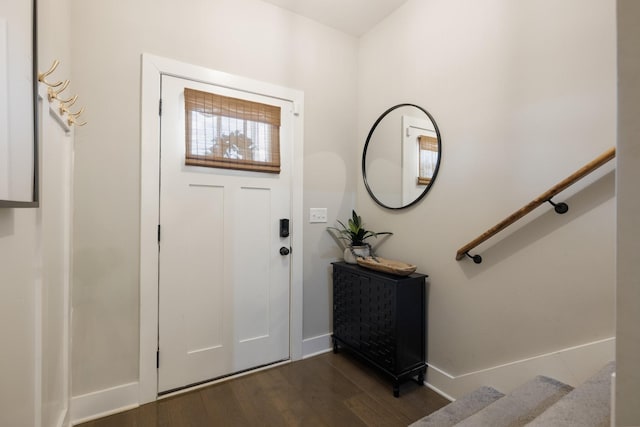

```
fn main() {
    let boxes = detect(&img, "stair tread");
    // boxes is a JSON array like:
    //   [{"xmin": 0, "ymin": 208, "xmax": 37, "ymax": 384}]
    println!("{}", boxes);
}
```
[
  {"xmin": 525, "ymin": 361, "xmax": 615, "ymax": 427},
  {"xmin": 455, "ymin": 375, "xmax": 573, "ymax": 427},
  {"xmin": 409, "ymin": 386, "xmax": 505, "ymax": 427}
]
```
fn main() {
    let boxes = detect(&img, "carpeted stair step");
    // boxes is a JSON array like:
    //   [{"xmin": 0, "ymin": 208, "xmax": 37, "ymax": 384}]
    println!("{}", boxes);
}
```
[
  {"xmin": 409, "ymin": 386, "xmax": 505, "ymax": 427},
  {"xmin": 525, "ymin": 361, "xmax": 615, "ymax": 427},
  {"xmin": 454, "ymin": 375, "xmax": 574, "ymax": 427}
]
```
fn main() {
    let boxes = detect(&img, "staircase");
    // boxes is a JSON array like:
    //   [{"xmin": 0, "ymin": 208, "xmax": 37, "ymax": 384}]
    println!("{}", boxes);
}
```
[{"xmin": 411, "ymin": 362, "xmax": 615, "ymax": 427}]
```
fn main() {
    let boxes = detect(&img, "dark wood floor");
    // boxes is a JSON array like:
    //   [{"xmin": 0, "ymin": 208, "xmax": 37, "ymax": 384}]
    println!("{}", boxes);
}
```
[{"xmin": 78, "ymin": 351, "xmax": 450, "ymax": 427}]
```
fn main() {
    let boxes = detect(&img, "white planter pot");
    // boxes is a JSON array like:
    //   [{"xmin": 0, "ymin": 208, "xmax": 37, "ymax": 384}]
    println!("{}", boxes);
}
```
[{"xmin": 344, "ymin": 245, "xmax": 370, "ymax": 264}]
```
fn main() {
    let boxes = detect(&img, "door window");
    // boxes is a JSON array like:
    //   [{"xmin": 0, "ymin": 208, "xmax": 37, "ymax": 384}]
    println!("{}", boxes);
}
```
[
  {"xmin": 418, "ymin": 135, "xmax": 438, "ymax": 185},
  {"xmin": 184, "ymin": 87, "xmax": 281, "ymax": 173}
]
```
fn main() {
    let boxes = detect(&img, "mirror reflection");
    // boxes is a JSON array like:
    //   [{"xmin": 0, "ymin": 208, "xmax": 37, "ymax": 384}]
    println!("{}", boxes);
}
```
[{"xmin": 362, "ymin": 104, "xmax": 441, "ymax": 209}]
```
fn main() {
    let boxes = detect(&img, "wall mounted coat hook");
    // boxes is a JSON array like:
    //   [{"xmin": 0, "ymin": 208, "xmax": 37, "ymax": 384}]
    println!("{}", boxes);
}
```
[
  {"xmin": 67, "ymin": 106, "xmax": 85, "ymax": 118},
  {"xmin": 38, "ymin": 59, "xmax": 64, "ymax": 87},
  {"xmin": 67, "ymin": 107, "xmax": 87, "ymax": 127},
  {"xmin": 67, "ymin": 114, "xmax": 87, "ymax": 127},
  {"xmin": 47, "ymin": 79, "xmax": 70, "ymax": 102},
  {"xmin": 59, "ymin": 95, "xmax": 79, "ymax": 114}
]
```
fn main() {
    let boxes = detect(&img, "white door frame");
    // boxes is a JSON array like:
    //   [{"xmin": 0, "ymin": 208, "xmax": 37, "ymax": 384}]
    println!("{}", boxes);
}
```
[{"xmin": 139, "ymin": 53, "xmax": 304, "ymax": 404}]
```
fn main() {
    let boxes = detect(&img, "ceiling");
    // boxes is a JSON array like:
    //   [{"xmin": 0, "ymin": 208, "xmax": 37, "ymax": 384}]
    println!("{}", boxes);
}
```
[{"xmin": 260, "ymin": 0, "xmax": 409, "ymax": 37}]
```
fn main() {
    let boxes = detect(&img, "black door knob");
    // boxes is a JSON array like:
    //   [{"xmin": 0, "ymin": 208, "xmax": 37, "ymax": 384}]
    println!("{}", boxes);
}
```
[{"xmin": 279, "ymin": 247, "xmax": 290, "ymax": 256}]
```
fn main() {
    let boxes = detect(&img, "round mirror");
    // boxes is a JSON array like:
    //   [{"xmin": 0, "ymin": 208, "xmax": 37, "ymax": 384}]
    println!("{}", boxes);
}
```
[{"xmin": 362, "ymin": 104, "xmax": 442, "ymax": 209}]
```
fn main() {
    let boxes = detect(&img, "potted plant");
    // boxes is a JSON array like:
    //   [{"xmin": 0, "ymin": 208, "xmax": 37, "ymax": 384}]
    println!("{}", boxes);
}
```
[{"xmin": 327, "ymin": 210, "xmax": 392, "ymax": 264}]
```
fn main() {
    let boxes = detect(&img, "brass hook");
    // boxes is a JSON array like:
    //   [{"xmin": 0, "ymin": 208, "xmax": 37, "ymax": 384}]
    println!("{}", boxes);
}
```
[
  {"xmin": 67, "ymin": 106, "xmax": 85, "ymax": 118},
  {"xmin": 56, "ymin": 93, "xmax": 77, "ymax": 105},
  {"xmin": 59, "ymin": 95, "xmax": 79, "ymax": 115},
  {"xmin": 38, "ymin": 60, "xmax": 64, "ymax": 87},
  {"xmin": 47, "ymin": 79, "xmax": 69, "ymax": 102},
  {"xmin": 67, "ymin": 107, "xmax": 87, "ymax": 127},
  {"xmin": 67, "ymin": 113, "xmax": 87, "ymax": 127}
]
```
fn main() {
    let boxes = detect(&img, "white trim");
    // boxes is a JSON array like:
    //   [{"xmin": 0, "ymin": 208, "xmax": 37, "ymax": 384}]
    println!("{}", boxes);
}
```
[
  {"xmin": 70, "ymin": 382, "xmax": 139, "ymax": 426},
  {"xmin": 297, "ymin": 336, "xmax": 615, "ymax": 403},
  {"xmin": 139, "ymin": 53, "xmax": 305, "ymax": 405},
  {"xmin": 38, "ymin": 86, "xmax": 75, "ymax": 427},
  {"xmin": 55, "ymin": 409, "xmax": 68, "ymax": 427},
  {"xmin": 34, "ymin": 93, "xmax": 44, "ymax": 427},
  {"xmin": 34, "ymin": 275, "xmax": 43, "ymax": 427},
  {"xmin": 423, "ymin": 381, "xmax": 455, "ymax": 403},
  {"xmin": 62, "ymin": 139, "xmax": 74, "ymax": 427},
  {"xmin": 425, "ymin": 337, "xmax": 615, "ymax": 399},
  {"xmin": 302, "ymin": 333, "xmax": 333, "ymax": 359},
  {"xmin": 610, "ymin": 371, "xmax": 616, "ymax": 427}
]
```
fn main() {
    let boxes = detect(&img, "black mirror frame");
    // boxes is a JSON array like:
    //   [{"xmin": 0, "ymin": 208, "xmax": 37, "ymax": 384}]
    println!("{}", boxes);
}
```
[
  {"xmin": 0, "ymin": 0, "xmax": 39, "ymax": 208},
  {"xmin": 362, "ymin": 103, "xmax": 441, "ymax": 210}
]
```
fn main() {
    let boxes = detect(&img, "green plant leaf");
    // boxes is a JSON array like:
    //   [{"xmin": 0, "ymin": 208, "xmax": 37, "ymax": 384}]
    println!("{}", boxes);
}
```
[{"xmin": 326, "ymin": 209, "xmax": 392, "ymax": 247}]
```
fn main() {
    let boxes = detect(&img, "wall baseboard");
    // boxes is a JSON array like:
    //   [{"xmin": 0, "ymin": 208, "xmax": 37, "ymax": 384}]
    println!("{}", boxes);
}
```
[
  {"xmin": 67, "ymin": 337, "xmax": 614, "ymax": 423},
  {"xmin": 56, "ymin": 408, "xmax": 69, "ymax": 427},
  {"xmin": 302, "ymin": 333, "xmax": 333, "ymax": 359},
  {"xmin": 426, "ymin": 337, "xmax": 616, "ymax": 400},
  {"xmin": 70, "ymin": 334, "xmax": 332, "ymax": 424},
  {"xmin": 70, "ymin": 382, "xmax": 139, "ymax": 426},
  {"xmin": 610, "ymin": 372, "xmax": 616, "ymax": 427},
  {"xmin": 299, "ymin": 334, "xmax": 615, "ymax": 404}
]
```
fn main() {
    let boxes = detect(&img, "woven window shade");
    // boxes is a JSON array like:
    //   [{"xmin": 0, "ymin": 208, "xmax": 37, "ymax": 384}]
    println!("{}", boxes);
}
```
[
  {"xmin": 417, "ymin": 135, "xmax": 438, "ymax": 185},
  {"xmin": 184, "ymin": 87, "xmax": 281, "ymax": 173}
]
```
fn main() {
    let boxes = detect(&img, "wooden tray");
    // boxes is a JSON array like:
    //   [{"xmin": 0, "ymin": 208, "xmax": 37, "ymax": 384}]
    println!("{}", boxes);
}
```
[{"xmin": 357, "ymin": 256, "xmax": 417, "ymax": 276}]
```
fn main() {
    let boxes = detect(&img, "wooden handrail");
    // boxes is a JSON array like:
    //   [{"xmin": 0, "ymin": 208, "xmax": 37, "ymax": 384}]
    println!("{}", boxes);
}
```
[{"xmin": 456, "ymin": 147, "xmax": 616, "ymax": 262}]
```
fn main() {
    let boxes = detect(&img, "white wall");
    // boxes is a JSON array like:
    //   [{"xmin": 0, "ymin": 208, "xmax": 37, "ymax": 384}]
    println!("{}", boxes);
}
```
[
  {"xmin": 615, "ymin": 1, "xmax": 640, "ymax": 425},
  {"xmin": 0, "ymin": 210, "xmax": 38, "ymax": 427},
  {"xmin": 69, "ymin": 0, "xmax": 357, "ymax": 398},
  {"xmin": 6, "ymin": 116, "xmax": 73, "ymax": 427},
  {"xmin": 0, "ymin": 1, "xmax": 73, "ymax": 426},
  {"xmin": 357, "ymin": 0, "xmax": 617, "ymax": 396}
]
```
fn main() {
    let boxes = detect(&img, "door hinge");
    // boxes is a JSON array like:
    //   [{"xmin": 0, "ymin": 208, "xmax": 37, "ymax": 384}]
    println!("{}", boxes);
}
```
[
  {"xmin": 157, "ymin": 224, "xmax": 161, "ymax": 242},
  {"xmin": 156, "ymin": 349, "xmax": 160, "ymax": 368},
  {"xmin": 159, "ymin": 98, "xmax": 162, "ymax": 116}
]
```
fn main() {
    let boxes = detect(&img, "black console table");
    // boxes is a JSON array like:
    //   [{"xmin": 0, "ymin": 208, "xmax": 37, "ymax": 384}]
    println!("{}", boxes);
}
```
[{"xmin": 331, "ymin": 261, "xmax": 427, "ymax": 397}]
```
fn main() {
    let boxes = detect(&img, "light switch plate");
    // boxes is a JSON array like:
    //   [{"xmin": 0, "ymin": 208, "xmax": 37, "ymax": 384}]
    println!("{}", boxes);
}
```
[{"xmin": 309, "ymin": 208, "xmax": 328, "ymax": 223}]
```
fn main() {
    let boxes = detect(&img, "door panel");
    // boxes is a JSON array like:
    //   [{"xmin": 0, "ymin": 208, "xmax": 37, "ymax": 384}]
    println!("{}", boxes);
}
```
[
  {"xmin": 158, "ymin": 75, "xmax": 291, "ymax": 393},
  {"xmin": 183, "ymin": 185, "xmax": 224, "ymax": 353},
  {"xmin": 235, "ymin": 187, "xmax": 271, "ymax": 342}
]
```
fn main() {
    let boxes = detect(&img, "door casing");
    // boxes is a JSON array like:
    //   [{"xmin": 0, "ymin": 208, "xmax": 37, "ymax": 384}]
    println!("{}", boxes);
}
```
[{"xmin": 139, "ymin": 53, "xmax": 304, "ymax": 404}]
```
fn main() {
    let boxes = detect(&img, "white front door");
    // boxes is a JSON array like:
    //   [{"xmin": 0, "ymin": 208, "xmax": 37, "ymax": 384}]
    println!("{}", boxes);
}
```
[{"xmin": 158, "ymin": 75, "xmax": 292, "ymax": 393}]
